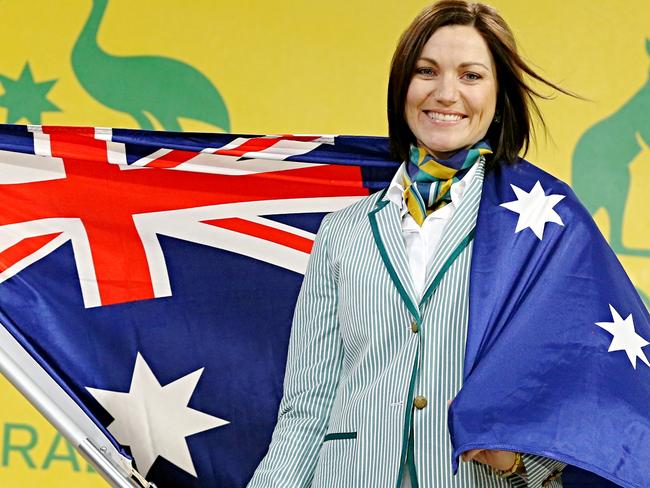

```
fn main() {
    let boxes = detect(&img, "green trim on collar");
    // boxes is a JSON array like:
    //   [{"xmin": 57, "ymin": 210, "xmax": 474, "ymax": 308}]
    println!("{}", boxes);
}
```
[
  {"xmin": 375, "ymin": 187, "xmax": 389, "ymax": 205},
  {"xmin": 368, "ymin": 207, "xmax": 421, "ymax": 324},
  {"xmin": 419, "ymin": 229, "xmax": 476, "ymax": 307}
]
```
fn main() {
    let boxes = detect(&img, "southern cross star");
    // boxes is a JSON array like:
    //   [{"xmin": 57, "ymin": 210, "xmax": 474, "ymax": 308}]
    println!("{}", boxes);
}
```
[
  {"xmin": 595, "ymin": 305, "xmax": 650, "ymax": 369},
  {"xmin": 87, "ymin": 353, "xmax": 229, "ymax": 477},
  {"xmin": 500, "ymin": 181, "xmax": 565, "ymax": 240}
]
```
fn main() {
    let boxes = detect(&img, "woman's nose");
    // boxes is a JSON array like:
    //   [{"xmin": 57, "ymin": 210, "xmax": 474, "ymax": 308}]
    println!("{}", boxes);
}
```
[{"xmin": 434, "ymin": 76, "xmax": 458, "ymax": 104}]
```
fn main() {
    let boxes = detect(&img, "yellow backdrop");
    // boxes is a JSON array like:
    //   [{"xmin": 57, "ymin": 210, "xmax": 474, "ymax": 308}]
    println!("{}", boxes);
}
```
[{"xmin": 0, "ymin": 0, "xmax": 647, "ymax": 485}]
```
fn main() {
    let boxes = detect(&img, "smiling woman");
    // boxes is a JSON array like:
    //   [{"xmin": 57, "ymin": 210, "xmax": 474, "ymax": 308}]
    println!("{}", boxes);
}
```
[
  {"xmin": 404, "ymin": 25, "xmax": 498, "ymax": 159},
  {"xmin": 387, "ymin": 1, "xmax": 573, "ymax": 167}
]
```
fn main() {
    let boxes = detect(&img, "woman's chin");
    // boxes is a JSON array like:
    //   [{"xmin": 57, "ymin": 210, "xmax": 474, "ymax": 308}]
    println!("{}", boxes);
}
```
[{"xmin": 418, "ymin": 142, "xmax": 463, "ymax": 160}]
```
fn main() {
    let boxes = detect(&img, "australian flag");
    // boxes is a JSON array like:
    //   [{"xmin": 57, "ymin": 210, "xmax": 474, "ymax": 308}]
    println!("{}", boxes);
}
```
[{"xmin": 0, "ymin": 124, "xmax": 645, "ymax": 487}]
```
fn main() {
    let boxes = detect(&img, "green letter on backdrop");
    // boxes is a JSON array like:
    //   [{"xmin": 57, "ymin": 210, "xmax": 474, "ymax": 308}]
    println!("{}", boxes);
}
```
[
  {"xmin": 42, "ymin": 433, "xmax": 80, "ymax": 471},
  {"xmin": 2, "ymin": 423, "xmax": 37, "ymax": 468}
]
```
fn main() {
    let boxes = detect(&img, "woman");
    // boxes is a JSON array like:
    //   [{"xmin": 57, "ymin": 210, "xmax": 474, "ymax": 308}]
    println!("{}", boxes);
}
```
[{"xmin": 248, "ymin": 1, "xmax": 642, "ymax": 487}]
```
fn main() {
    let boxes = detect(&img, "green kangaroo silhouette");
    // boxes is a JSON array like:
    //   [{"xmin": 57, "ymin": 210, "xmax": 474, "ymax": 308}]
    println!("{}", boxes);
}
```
[
  {"xmin": 72, "ymin": 0, "xmax": 230, "ymax": 131},
  {"xmin": 572, "ymin": 39, "xmax": 649, "ymax": 258}
]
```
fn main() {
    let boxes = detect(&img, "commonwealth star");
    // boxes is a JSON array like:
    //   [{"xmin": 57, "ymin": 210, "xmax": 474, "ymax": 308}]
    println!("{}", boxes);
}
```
[
  {"xmin": 87, "ymin": 353, "xmax": 229, "ymax": 477},
  {"xmin": 500, "ymin": 180, "xmax": 565, "ymax": 240}
]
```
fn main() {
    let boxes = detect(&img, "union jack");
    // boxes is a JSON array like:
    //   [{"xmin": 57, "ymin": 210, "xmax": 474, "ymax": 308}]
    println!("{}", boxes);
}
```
[{"xmin": 0, "ymin": 125, "xmax": 373, "ymax": 307}]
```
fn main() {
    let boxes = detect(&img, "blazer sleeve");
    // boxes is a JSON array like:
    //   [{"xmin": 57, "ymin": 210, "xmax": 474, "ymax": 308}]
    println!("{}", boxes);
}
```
[{"xmin": 247, "ymin": 213, "xmax": 344, "ymax": 488}]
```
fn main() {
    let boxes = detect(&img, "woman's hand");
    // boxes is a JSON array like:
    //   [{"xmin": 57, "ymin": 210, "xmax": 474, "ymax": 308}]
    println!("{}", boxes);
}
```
[
  {"xmin": 462, "ymin": 449, "xmax": 517, "ymax": 471},
  {"xmin": 451, "ymin": 398, "xmax": 519, "ymax": 472}
]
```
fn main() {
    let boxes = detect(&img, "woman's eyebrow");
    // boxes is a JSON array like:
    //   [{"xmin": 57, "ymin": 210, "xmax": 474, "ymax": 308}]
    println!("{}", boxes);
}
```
[
  {"xmin": 417, "ymin": 57, "xmax": 490, "ymax": 71},
  {"xmin": 417, "ymin": 57, "xmax": 439, "ymax": 65},
  {"xmin": 458, "ymin": 62, "xmax": 490, "ymax": 70}
]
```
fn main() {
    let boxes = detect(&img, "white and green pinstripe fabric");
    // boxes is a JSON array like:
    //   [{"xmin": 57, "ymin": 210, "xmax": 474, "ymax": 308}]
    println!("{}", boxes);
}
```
[{"xmin": 248, "ymin": 159, "xmax": 565, "ymax": 488}]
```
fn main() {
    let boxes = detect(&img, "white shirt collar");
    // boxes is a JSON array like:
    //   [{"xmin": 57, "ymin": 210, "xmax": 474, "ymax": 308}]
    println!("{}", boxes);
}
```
[{"xmin": 385, "ymin": 160, "xmax": 478, "ymax": 220}]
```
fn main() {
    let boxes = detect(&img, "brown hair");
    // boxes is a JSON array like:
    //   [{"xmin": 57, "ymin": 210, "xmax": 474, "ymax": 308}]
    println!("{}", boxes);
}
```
[{"xmin": 387, "ymin": 0, "xmax": 573, "ymax": 166}]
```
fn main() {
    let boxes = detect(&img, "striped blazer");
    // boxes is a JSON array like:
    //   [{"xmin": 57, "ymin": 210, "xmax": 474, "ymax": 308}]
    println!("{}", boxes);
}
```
[{"xmin": 248, "ymin": 162, "xmax": 564, "ymax": 488}]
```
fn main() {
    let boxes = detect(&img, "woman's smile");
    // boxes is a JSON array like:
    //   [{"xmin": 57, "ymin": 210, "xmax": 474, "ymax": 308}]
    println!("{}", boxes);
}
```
[{"xmin": 423, "ymin": 109, "xmax": 467, "ymax": 123}]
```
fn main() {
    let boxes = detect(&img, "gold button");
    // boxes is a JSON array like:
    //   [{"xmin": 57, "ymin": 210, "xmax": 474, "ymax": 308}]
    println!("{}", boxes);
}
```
[
  {"xmin": 413, "ymin": 396, "xmax": 428, "ymax": 410},
  {"xmin": 411, "ymin": 321, "xmax": 419, "ymax": 333}
]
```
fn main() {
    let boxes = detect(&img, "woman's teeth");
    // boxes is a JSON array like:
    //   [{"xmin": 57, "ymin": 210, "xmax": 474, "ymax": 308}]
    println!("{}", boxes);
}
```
[{"xmin": 427, "ymin": 112, "xmax": 463, "ymax": 121}]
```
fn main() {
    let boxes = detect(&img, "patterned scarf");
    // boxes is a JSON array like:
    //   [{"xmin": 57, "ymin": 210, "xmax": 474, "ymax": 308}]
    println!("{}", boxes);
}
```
[{"xmin": 402, "ymin": 140, "xmax": 492, "ymax": 226}]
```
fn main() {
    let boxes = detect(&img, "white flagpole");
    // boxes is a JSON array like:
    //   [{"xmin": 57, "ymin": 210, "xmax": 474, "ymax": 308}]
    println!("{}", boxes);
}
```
[{"xmin": 0, "ymin": 321, "xmax": 154, "ymax": 488}]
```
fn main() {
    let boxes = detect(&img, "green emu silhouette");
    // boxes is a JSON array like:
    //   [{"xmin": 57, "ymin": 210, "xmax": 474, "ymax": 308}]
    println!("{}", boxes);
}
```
[
  {"xmin": 572, "ymin": 39, "xmax": 649, "ymax": 258},
  {"xmin": 572, "ymin": 40, "xmax": 650, "ymax": 307},
  {"xmin": 72, "ymin": 0, "xmax": 230, "ymax": 132}
]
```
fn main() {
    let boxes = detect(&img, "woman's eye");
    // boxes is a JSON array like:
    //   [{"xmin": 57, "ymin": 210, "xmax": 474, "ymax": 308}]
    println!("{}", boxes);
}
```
[
  {"xmin": 463, "ymin": 72, "xmax": 482, "ymax": 81},
  {"xmin": 415, "ymin": 67, "xmax": 436, "ymax": 77}
]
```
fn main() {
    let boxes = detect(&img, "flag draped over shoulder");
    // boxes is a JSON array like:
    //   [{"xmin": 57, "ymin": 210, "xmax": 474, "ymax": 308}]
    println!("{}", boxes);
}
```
[
  {"xmin": 450, "ymin": 161, "xmax": 650, "ymax": 488},
  {"xmin": 0, "ymin": 124, "xmax": 645, "ymax": 487}
]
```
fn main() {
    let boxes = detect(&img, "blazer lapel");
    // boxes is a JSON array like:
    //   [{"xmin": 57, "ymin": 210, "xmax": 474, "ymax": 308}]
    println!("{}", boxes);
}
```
[
  {"xmin": 367, "ymin": 191, "xmax": 421, "ymax": 322},
  {"xmin": 420, "ymin": 161, "xmax": 485, "ymax": 307}
]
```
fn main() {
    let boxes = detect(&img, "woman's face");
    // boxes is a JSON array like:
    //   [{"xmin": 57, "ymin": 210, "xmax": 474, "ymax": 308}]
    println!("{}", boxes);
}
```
[{"xmin": 405, "ymin": 24, "xmax": 498, "ymax": 159}]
